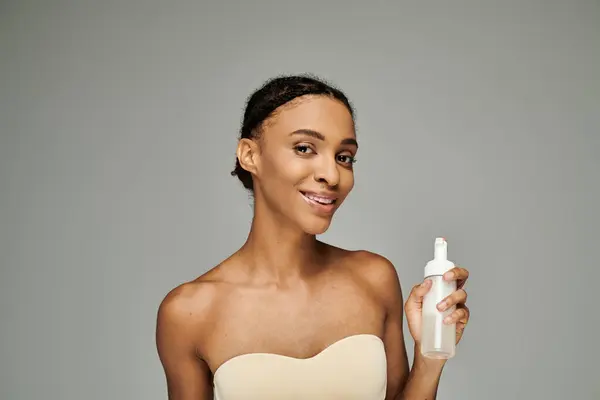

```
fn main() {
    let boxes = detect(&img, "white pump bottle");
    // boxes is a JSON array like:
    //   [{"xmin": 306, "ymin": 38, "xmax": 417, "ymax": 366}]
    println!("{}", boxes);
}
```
[{"xmin": 420, "ymin": 237, "xmax": 457, "ymax": 359}]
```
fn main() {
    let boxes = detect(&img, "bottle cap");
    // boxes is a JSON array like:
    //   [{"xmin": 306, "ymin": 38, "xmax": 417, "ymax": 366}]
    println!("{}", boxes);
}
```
[{"xmin": 424, "ymin": 237, "xmax": 455, "ymax": 277}]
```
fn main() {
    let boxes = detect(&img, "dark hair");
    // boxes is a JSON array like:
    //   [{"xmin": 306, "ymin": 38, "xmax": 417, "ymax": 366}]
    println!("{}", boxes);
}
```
[{"xmin": 230, "ymin": 74, "xmax": 355, "ymax": 191}]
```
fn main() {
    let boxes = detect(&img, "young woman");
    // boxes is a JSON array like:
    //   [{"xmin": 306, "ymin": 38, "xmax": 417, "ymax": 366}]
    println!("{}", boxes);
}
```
[{"xmin": 156, "ymin": 75, "xmax": 470, "ymax": 399}]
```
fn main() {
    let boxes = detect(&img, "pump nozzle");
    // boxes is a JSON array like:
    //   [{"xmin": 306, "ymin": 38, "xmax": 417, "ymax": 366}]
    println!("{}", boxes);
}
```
[
  {"xmin": 424, "ymin": 237, "xmax": 454, "ymax": 278},
  {"xmin": 434, "ymin": 237, "xmax": 447, "ymax": 260}
]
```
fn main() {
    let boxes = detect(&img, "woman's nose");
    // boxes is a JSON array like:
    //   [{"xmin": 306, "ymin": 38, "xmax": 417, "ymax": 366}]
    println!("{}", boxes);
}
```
[{"xmin": 314, "ymin": 157, "xmax": 340, "ymax": 187}]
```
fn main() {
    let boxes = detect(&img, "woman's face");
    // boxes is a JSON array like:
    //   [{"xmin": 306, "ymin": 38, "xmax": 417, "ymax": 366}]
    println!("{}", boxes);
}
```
[{"xmin": 253, "ymin": 95, "xmax": 358, "ymax": 235}]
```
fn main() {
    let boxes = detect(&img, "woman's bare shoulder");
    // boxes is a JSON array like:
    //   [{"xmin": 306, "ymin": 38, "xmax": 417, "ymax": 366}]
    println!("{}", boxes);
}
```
[
  {"xmin": 156, "ymin": 261, "xmax": 236, "ymax": 333},
  {"xmin": 325, "ymin": 244, "xmax": 403, "ymax": 304},
  {"xmin": 326, "ymin": 243, "xmax": 398, "ymax": 279}
]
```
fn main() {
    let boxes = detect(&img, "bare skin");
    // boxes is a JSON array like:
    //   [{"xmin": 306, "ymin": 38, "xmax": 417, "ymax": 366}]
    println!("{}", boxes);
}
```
[{"xmin": 156, "ymin": 95, "xmax": 470, "ymax": 399}]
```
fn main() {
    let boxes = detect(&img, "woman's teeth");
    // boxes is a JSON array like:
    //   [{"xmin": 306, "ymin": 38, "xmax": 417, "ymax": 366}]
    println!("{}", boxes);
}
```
[{"xmin": 303, "ymin": 193, "xmax": 335, "ymax": 205}]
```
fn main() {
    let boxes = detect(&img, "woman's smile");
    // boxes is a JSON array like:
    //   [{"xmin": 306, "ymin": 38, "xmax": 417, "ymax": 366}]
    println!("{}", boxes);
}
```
[{"xmin": 299, "ymin": 190, "xmax": 338, "ymax": 215}]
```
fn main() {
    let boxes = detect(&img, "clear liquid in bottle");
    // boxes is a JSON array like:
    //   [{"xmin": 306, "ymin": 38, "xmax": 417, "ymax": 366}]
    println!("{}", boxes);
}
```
[
  {"xmin": 421, "ymin": 275, "xmax": 456, "ymax": 359},
  {"xmin": 420, "ymin": 238, "xmax": 457, "ymax": 360}
]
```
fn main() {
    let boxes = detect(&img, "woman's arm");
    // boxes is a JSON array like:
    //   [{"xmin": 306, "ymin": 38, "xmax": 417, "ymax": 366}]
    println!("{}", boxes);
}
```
[
  {"xmin": 362, "ymin": 253, "xmax": 469, "ymax": 400},
  {"xmin": 156, "ymin": 286, "xmax": 214, "ymax": 400},
  {"xmin": 399, "ymin": 267, "xmax": 470, "ymax": 399},
  {"xmin": 372, "ymin": 257, "xmax": 444, "ymax": 400},
  {"xmin": 398, "ymin": 349, "xmax": 445, "ymax": 400}
]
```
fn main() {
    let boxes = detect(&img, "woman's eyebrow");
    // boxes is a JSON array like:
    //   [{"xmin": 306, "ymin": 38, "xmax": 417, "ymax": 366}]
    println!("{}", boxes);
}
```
[{"xmin": 290, "ymin": 129, "xmax": 358, "ymax": 147}]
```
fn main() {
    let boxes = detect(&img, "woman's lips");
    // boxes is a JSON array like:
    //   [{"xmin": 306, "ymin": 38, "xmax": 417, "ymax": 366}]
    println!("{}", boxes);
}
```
[{"xmin": 300, "ymin": 191, "xmax": 337, "ymax": 214}]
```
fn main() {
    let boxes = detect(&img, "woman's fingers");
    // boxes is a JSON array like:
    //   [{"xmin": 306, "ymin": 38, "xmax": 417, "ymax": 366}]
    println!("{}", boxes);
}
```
[
  {"xmin": 443, "ymin": 266, "xmax": 469, "ymax": 289},
  {"xmin": 437, "ymin": 288, "xmax": 468, "ymax": 311},
  {"xmin": 411, "ymin": 279, "xmax": 432, "ymax": 300},
  {"xmin": 443, "ymin": 304, "xmax": 470, "ymax": 325},
  {"xmin": 405, "ymin": 279, "xmax": 432, "ymax": 310}
]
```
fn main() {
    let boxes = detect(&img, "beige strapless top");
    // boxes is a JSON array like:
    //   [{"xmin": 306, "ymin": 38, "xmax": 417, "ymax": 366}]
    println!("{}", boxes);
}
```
[{"xmin": 213, "ymin": 334, "xmax": 387, "ymax": 400}]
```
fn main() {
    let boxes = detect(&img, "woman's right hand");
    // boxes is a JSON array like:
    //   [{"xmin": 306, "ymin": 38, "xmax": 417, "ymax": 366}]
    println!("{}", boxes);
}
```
[{"xmin": 404, "ymin": 266, "xmax": 470, "ymax": 348}]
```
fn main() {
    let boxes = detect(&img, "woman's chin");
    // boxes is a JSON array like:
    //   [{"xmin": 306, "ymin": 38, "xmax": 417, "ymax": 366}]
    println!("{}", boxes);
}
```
[{"xmin": 301, "ymin": 218, "xmax": 333, "ymax": 236}]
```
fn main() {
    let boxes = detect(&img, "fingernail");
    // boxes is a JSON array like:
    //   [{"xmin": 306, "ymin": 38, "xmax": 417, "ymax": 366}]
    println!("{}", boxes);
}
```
[
  {"xmin": 444, "ymin": 316, "xmax": 452, "ymax": 324},
  {"xmin": 444, "ymin": 272, "xmax": 454, "ymax": 280},
  {"xmin": 437, "ymin": 301, "xmax": 446, "ymax": 311}
]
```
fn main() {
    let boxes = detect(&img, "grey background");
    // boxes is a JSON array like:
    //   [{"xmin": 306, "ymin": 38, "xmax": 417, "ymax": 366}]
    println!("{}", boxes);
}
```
[{"xmin": 1, "ymin": 1, "xmax": 599, "ymax": 399}]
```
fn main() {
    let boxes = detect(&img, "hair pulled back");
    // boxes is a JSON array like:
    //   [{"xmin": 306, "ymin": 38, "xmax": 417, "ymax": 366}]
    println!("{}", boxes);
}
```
[{"xmin": 231, "ymin": 74, "xmax": 354, "ymax": 191}]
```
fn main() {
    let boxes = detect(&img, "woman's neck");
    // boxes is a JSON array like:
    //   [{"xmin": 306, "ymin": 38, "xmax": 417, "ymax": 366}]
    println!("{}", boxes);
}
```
[{"xmin": 239, "ymin": 205, "xmax": 324, "ymax": 285}]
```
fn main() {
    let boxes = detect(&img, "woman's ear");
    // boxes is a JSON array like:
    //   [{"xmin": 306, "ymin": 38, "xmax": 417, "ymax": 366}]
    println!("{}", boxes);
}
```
[{"xmin": 236, "ymin": 138, "xmax": 260, "ymax": 175}]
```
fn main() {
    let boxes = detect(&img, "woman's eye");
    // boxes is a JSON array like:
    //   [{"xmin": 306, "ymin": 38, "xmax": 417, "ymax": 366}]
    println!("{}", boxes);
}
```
[
  {"xmin": 295, "ymin": 145, "xmax": 313, "ymax": 154},
  {"xmin": 337, "ymin": 155, "xmax": 356, "ymax": 165}
]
